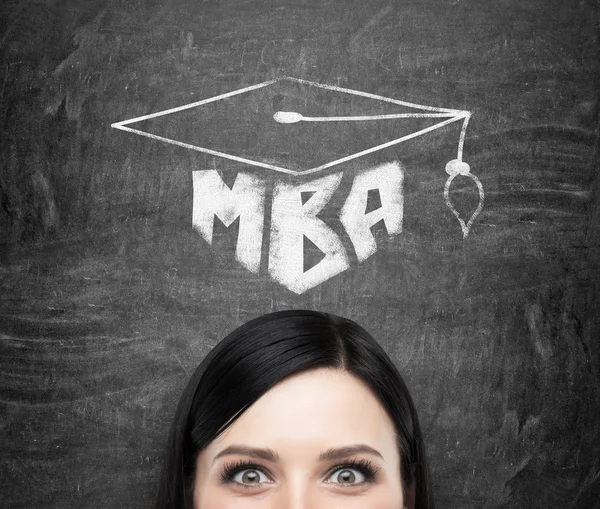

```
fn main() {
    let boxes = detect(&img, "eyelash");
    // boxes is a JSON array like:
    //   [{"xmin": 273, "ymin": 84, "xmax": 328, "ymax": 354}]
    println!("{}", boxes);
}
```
[{"xmin": 220, "ymin": 458, "xmax": 380, "ymax": 490}]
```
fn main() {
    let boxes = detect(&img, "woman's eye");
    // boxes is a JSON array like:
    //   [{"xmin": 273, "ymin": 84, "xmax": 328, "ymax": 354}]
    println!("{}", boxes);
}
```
[
  {"xmin": 231, "ymin": 468, "xmax": 270, "ymax": 486},
  {"xmin": 326, "ymin": 467, "xmax": 366, "ymax": 485}
]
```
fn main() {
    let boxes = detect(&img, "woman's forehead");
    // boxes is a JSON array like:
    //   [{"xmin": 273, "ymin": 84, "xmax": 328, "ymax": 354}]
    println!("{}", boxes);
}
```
[
  {"xmin": 243, "ymin": 368, "xmax": 386, "ymax": 418},
  {"xmin": 204, "ymin": 368, "xmax": 398, "ymax": 462}
]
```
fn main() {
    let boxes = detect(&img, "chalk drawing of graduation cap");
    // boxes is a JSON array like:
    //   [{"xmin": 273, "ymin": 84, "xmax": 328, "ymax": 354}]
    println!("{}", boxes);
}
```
[{"xmin": 112, "ymin": 76, "xmax": 484, "ymax": 237}]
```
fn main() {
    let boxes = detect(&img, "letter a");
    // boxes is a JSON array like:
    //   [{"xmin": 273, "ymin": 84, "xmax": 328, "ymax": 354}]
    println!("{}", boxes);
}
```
[
  {"xmin": 192, "ymin": 170, "xmax": 265, "ymax": 273},
  {"xmin": 269, "ymin": 172, "xmax": 349, "ymax": 294},
  {"xmin": 340, "ymin": 162, "xmax": 404, "ymax": 263}
]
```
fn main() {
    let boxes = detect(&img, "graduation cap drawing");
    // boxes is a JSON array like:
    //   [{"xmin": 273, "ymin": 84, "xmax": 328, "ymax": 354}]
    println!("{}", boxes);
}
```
[{"xmin": 111, "ymin": 76, "xmax": 484, "ymax": 237}]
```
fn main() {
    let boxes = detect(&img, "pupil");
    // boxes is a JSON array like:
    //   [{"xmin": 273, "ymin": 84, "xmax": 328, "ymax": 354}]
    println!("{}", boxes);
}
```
[
  {"xmin": 244, "ymin": 471, "xmax": 258, "ymax": 483},
  {"xmin": 340, "ymin": 470, "xmax": 354, "ymax": 482}
]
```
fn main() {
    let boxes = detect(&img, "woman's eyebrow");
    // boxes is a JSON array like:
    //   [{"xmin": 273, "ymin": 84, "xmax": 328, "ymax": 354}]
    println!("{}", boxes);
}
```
[{"xmin": 212, "ymin": 444, "xmax": 383, "ymax": 466}]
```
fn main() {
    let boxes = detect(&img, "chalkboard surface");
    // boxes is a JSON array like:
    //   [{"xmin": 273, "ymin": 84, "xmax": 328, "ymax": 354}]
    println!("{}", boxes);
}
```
[{"xmin": 1, "ymin": 0, "xmax": 599, "ymax": 507}]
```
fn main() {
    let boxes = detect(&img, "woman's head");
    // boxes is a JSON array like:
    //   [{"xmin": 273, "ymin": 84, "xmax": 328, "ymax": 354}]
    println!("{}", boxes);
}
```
[{"xmin": 155, "ymin": 309, "xmax": 433, "ymax": 509}]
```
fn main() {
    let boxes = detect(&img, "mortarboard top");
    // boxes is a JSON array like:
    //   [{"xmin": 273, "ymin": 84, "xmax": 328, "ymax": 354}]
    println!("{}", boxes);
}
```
[{"xmin": 111, "ymin": 76, "xmax": 471, "ymax": 177}]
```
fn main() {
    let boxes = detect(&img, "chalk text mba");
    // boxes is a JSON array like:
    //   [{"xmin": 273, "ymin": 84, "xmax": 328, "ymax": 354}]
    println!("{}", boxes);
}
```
[{"xmin": 192, "ymin": 162, "xmax": 404, "ymax": 294}]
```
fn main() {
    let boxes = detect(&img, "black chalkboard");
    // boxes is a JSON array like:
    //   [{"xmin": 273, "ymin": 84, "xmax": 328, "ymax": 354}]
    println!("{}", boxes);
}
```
[{"xmin": 1, "ymin": 0, "xmax": 599, "ymax": 507}]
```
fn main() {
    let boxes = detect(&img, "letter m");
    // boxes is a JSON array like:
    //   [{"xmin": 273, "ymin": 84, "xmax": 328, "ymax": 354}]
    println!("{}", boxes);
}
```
[{"xmin": 192, "ymin": 170, "xmax": 265, "ymax": 273}]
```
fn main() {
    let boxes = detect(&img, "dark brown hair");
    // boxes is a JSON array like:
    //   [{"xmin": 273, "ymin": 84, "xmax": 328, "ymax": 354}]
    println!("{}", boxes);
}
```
[{"xmin": 154, "ymin": 309, "xmax": 434, "ymax": 509}]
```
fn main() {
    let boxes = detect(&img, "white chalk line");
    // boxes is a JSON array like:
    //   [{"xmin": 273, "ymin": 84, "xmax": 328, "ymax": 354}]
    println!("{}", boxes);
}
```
[
  {"xmin": 444, "ymin": 171, "xmax": 484, "ymax": 238},
  {"xmin": 111, "ymin": 79, "xmax": 279, "ymax": 127},
  {"xmin": 112, "ymin": 125, "xmax": 299, "ymax": 175},
  {"xmin": 457, "ymin": 112, "xmax": 471, "ymax": 161},
  {"xmin": 283, "ymin": 76, "xmax": 465, "ymax": 114},
  {"xmin": 289, "ymin": 113, "xmax": 457, "ymax": 122},
  {"xmin": 303, "ymin": 113, "xmax": 468, "ymax": 175}
]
